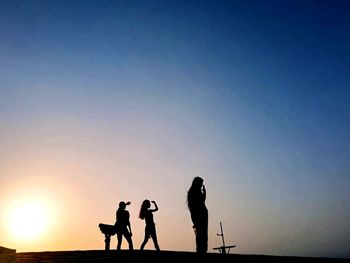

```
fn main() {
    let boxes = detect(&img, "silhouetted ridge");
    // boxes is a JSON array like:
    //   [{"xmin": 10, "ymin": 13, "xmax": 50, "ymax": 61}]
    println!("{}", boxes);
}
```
[{"xmin": 9, "ymin": 250, "xmax": 350, "ymax": 263}]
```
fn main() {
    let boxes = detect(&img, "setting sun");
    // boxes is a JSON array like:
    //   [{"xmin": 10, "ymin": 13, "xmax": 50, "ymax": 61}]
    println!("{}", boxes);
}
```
[
  {"xmin": 9, "ymin": 202, "xmax": 48, "ymax": 240},
  {"xmin": 5, "ymin": 200, "xmax": 52, "ymax": 242}
]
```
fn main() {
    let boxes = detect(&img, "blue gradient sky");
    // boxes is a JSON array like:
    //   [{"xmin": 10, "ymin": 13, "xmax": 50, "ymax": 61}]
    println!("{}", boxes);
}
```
[{"xmin": 1, "ymin": 0, "xmax": 350, "ymax": 258}]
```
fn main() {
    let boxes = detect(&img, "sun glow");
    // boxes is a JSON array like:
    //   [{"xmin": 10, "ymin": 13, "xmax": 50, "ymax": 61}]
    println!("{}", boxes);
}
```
[{"xmin": 6, "ymin": 200, "xmax": 51, "ymax": 241}]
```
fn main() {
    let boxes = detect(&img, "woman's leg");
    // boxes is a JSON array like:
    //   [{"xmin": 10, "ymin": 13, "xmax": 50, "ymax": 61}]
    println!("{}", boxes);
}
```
[
  {"xmin": 195, "ymin": 220, "xmax": 208, "ymax": 253},
  {"xmin": 140, "ymin": 228, "xmax": 149, "ymax": 250},
  {"xmin": 124, "ymin": 230, "xmax": 133, "ymax": 250},
  {"xmin": 150, "ymin": 227, "xmax": 160, "ymax": 251},
  {"xmin": 116, "ymin": 233, "xmax": 123, "ymax": 250}
]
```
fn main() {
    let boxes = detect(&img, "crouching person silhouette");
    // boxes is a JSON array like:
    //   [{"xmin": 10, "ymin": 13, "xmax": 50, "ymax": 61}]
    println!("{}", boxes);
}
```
[
  {"xmin": 139, "ymin": 199, "xmax": 160, "ymax": 251},
  {"xmin": 114, "ymin": 201, "xmax": 133, "ymax": 250}
]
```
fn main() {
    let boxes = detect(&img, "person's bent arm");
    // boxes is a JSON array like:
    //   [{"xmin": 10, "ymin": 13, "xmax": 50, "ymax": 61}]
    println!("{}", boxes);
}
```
[
  {"xmin": 128, "ymin": 222, "xmax": 132, "ymax": 236},
  {"xmin": 150, "ymin": 201, "xmax": 158, "ymax": 212},
  {"xmin": 202, "ymin": 185, "xmax": 206, "ymax": 201},
  {"xmin": 127, "ymin": 211, "xmax": 132, "ymax": 236}
]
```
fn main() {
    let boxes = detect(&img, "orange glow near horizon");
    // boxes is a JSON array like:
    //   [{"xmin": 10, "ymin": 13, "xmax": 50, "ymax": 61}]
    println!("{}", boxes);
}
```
[
  {"xmin": 1, "ymin": 175, "xmax": 62, "ymax": 251},
  {"xmin": 7, "ymin": 201, "xmax": 50, "ymax": 241}
]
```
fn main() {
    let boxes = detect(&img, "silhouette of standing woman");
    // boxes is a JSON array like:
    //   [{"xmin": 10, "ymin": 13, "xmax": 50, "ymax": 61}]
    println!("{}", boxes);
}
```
[
  {"xmin": 114, "ymin": 201, "xmax": 133, "ymax": 250},
  {"xmin": 139, "ymin": 199, "xmax": 160, "ymax": 251},
  {"xmin": 187, "ymin": 177, "xmax": 208, "ymax": 253}
]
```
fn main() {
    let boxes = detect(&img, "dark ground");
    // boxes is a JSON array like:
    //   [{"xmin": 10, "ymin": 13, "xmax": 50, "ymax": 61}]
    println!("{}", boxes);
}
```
[{"xmin": 1, "ymin": 248, "xmax": 349, "ymax": 263}]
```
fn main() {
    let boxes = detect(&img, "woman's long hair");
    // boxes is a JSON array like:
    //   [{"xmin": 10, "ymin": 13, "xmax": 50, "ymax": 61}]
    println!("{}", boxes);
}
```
[
  {"xmin": 187, "ymin": 177, "xmax": 204, "ymax": 210},
  {"xmin": 139, "ymin": 199, "xmax": 151, "ymax": 219}
]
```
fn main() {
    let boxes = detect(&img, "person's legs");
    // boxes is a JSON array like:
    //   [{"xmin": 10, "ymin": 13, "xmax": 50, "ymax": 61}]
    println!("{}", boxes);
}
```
[
  {"xmin": 150, "ymin": 229, "xmax": 160, "ymax": 251},
  {"xmin": 140, "ymin": 228, "xmax": 150, "ymax": 250},
  {"xmin": 195, "ymin": 227, "xmax": 201, "ymax": 253},
  {"xmin": 195, "ymin": 222, "xmax": 208, "ymax": 253},
  {"xmin": 191, "ymin": 213, "xmax": 203, "ymax": 253},
  {"xmin": 124, "ymin": 230, "xmax": 133, "ymax": 250},
  {"xmin": 116, "ymin": 233, "xmax": 123, "ymax": 250}
]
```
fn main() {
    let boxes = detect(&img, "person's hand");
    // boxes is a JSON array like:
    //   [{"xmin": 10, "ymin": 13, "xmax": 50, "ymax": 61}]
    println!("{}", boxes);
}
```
[
  {"xmin": 151, "ymin": 200, "xmax": 156, "ymax": 204},
  {"xmin": 126, "ymin": 201, "xmax": 131, "ymax": 205}
]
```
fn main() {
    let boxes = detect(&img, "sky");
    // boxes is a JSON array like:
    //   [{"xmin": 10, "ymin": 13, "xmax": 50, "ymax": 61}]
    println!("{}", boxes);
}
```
[{"xmin": 0, "ymin": 0, "xmax": 350, "ymax": 258}]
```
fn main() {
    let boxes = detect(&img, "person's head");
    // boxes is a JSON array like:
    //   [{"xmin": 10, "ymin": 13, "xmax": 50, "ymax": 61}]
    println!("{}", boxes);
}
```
[
  {"xmin": 142, "ymin": 199, "xmax": 151, "ymax": 209},
  {"xmin": 119, "ymin": 201, "xmax": 126, "ymax": 210},
  {"xmin": 118, "ymin": 201, "xmax": 130, "ymax": 210},
  {"xmin": 191, "ymin": 176, "xmax": 204, "ymax": 189},
  {"xmin": 139, "ymin": 199, "xmax": 151, "ymax": 219}
]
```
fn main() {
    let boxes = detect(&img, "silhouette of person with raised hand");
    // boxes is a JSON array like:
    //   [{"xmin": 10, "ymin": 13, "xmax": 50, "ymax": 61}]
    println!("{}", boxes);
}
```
[
  {"xmin": 139, "ymin": 199, "xmax": 160, "ymax": 251},
  {"xmin": 187, "ymin": 177, "xmax": 208, "ymax": 253},
  {"xmin": 114, "ymin": 201, "xmax": 133, "ymax": 251}
]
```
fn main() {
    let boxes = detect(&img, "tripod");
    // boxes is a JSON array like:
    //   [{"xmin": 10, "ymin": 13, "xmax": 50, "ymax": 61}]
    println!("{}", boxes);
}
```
[{"xmin": 213, "ymin": 222, "xmax": 236, "ymax": 254}]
